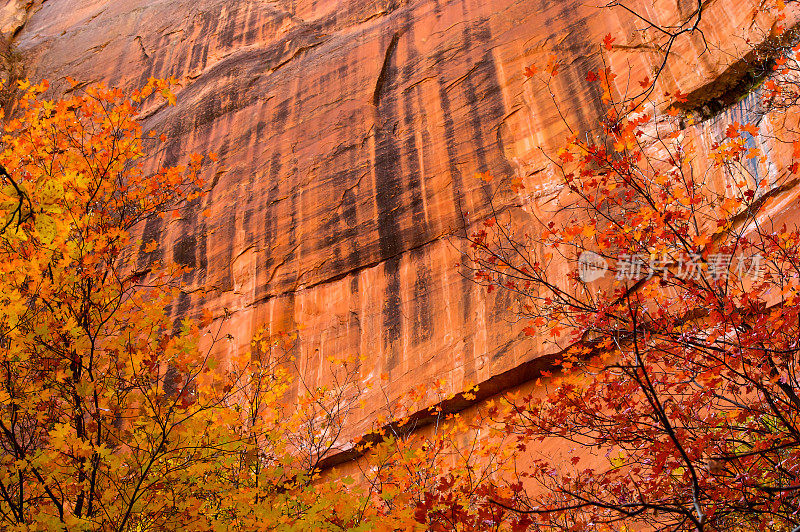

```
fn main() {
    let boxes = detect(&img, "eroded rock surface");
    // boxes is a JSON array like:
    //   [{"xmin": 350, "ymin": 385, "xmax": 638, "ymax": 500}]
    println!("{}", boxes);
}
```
[{"xmin": 12, "ymin": 0, "xmax": 796, "ymax": 446}]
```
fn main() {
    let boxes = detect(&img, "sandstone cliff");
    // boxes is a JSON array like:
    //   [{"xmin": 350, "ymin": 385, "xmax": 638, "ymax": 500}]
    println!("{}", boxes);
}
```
[{"xmin": 4, "ymin": 0, "xmax": 796, "ymax": 454}]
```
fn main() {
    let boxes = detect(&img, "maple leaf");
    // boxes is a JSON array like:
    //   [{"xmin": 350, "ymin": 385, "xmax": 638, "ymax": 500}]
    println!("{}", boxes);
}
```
[
  {"xmin": 200, "ymin": 308, "xmax": 214, "ymax": 328},
  {"xmin": 475, "ymin": 171, "xmax": 493, "ymax": 182},
  {"xmin": 524, "ymin": 65, "xmax": 537, "ymax": 78},
  {"xmin": 546, "ymin": 56, "xmax": 560, "ymax": 77},
  {"xmin": 741, "ymin": 122, "xmax": 759, "ymax": 137},
  {"xmin": 602, "ymin": 33, "xmax": 615, "ymax": 51},
  {"xmin": 725, "ymin": 123, "xmax": 740, "ymax": 138}
]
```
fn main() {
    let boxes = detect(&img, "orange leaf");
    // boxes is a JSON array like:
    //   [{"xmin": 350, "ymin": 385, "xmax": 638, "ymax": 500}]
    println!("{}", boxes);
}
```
[
  {"xmin": 200, "ymin": 308, "xmax": 214, "ymax": 328},
  {"xmin": 476, "ymin": 171, "xmax": 493, "ymax": 182},
  {"xmin": 693, "ymin": 233, "xmax": 712, "ymax": 247},
  {"xmin": 546, "ymin": 56, "xmax": 560, "ymax": 77},
  {"xmin": 602, "ymin": 33, "xmax": 615, "ymax": 51},
  {"xmin": 742, "ymin": 123, "xmax": 759, "ymax": 137}
]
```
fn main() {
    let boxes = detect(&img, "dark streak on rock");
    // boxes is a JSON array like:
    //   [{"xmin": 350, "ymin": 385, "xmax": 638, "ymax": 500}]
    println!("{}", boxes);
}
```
[
  {"xmin": 372, "ymin": 27, "xmax": 406, "ymax": 365},
  {"xmin": 372, "ymin": 31, "xmax": 402, "ymax": 107},
  {"xmin": 173, "ymin": 235, "xmax": 197, "ymax": 267},
  {"xmin": 134, "ymin": 36, "xmax": 150, "ymax": 61},
  {"xmin": 411, "ymin": 248, "xmax": 433, "ymax": 343},
  {"xmin": 383, "ymin": 255, "xmax": 402, "ymax": 370}
]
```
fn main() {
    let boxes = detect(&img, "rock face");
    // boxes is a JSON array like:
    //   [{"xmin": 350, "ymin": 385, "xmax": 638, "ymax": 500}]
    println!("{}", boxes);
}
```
[{"xmin": 11, "ymin": 0, "xmax": 796, "ymax": 446}]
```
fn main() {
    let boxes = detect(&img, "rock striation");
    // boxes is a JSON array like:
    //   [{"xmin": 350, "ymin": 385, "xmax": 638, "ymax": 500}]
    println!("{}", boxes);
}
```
[{"xmin": 9, "ymin": 0, "xmax": 798, "ymax": 448}]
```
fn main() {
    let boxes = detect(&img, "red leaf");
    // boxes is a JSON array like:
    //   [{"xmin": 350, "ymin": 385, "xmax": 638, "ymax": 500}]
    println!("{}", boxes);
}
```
[{"xmin": 603, "ymin": 33, "xmax": 615, "ymax": 51}]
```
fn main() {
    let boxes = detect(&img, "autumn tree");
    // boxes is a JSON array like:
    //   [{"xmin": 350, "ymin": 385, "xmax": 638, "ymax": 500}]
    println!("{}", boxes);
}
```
[
  {"xmin": 456, "ymin": 2, "xmax": 800, "ymax": 531},
  {"xmin": 0, "ymin": 79, "xmax": 400, "ymax": 532},
  {"xmin": 348, "ymin": 378, "xmax": 534, "ymax": 532}
]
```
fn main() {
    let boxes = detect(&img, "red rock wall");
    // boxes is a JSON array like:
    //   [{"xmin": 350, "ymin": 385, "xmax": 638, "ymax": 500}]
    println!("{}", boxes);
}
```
[{"xmin": 5, "ymin": 0, "xmax": 796, "ymax": 450}]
